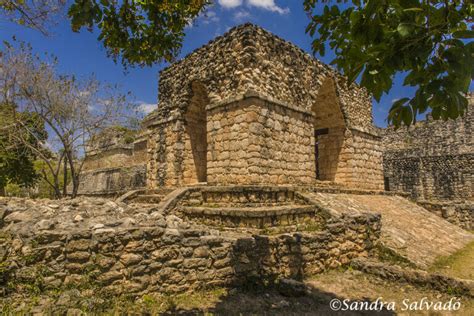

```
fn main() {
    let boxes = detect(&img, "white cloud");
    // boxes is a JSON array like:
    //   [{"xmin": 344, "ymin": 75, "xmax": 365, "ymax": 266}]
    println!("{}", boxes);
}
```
[
  {"xmin": 137, "ymin": 102, "xmax": 156, "ymax": 114},
  {"xmin": 247, "ymin": 0, "xmax": 289, "ymax": 14},
  {"xmin": 203, "ymin": 10, "xmax": 220, "ymax": 24},
  {"xmin": 219, "ymin": 0, "xmax": 243, "ymax": 9},
  {"xmin": 233, "ymin": 10, "xmax": 251, "ymax": 22}
]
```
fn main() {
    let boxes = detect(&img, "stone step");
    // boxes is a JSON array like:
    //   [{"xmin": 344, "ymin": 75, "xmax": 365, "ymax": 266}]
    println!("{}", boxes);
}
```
[
  {"xmin": 182, "ymin": 201, "xmax": 298, "ymax": 207},
  {"xmin": 180, "ymin": 204, "xmax": 324, "ymax": 229},
  {"xmin": 184, "ymin": 186, "xmax": 308, "ymax": 205},
  {"xmin": 131, "ymin": 194, "xmax": 166, "ymax": 204}
]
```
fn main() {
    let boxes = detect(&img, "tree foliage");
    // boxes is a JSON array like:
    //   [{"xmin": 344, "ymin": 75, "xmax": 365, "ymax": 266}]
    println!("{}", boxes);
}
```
[
  {"xmin": 68, "ymin": 0, "xmax": 210, "ymax": 67},
  {"xmin": 0, "ymin": 0, "xmax": 66, "ymax": 34},
  {"xmin": 0, "ymin": 42, "xmax": 133, "ymax": 198},
  {"xmin": 0, "ymin": 103, "xmax": 46, "ymax": 195},
  {"xmin": 305, "ymin": 0, "xmax": 473, "ymax": 127}
]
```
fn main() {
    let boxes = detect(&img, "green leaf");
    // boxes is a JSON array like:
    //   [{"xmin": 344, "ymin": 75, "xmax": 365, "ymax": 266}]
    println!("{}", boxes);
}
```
[
  {"xmin": 401, "ymin": 106, "xmax": 413, "ymax": 126},
  {"xmin": 397, "ymin": 23, "xmax": 412, "ymax": 37},
  {"xmin": 453, "ymin": 30, "xmax": 474, "ymax": 39},
  {"xmin": 403, "ymin": 8, "xmax": 423, "ymax": 12}
]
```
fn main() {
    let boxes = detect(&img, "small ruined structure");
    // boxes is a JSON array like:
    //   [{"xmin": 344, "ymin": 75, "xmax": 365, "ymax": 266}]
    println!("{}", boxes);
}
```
[
  {"xmin": 80, "ymin": 23, "xmax": 385, "ymax": 193},
  {"xmin": 383, "ymin": 95, "xmax": 473, "ymax": 202},
  {"xmin": 143, "ymin": 23, "xmax": 383, "ymax": 190},
  {"xmin": 79, "ymin": 127, "xmax": 148, "ymax": 195}
]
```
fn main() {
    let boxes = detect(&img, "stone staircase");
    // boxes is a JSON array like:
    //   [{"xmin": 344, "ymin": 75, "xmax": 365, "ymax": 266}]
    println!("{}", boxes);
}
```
[
  {"xmin": 304, "ymin": 192, "xmax": 474, "ymax": 269},
  {"xmin": 176, "ymin": 186, "xmax": 328, "ymax": 232},
  {"xmin": 127, "ymin": 188, "xmax": 176, "ymax": 204}
]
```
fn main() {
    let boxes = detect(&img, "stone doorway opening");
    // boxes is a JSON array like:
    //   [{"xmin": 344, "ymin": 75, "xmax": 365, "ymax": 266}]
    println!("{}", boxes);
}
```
[
  {"xmin": 184, "ymin": 81, "xmax": 209, "ymax": 183},
  {"xmin": 311, "ymin": 78, "xmax": 346, "ymax": 181}
]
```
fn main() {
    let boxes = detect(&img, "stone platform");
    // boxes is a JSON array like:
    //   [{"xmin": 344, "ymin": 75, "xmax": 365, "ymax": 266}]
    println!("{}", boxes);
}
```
[
  {"xmin": 305, "ymin": 192, "xmax": 473, "ymax": 269},
  {"xmin": 175, "ymin": 186, "xmax": 326, "ymax": 232},
  {"xmin": 0, "ymin": 192, "xmax": 380, "ymax": 296}
]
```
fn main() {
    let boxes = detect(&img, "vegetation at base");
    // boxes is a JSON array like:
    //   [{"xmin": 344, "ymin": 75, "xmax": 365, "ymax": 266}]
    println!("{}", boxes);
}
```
[
  {"xmin": 429, "ymin": 240, "xmax": 474, "ymax": 280},
  {"xmin": 304, "ymin": 0, "xmax": 473, "ymax": 127},
  {"xmin": 374, "ymin": 243, "xmax": 417, "ymax": 268}
]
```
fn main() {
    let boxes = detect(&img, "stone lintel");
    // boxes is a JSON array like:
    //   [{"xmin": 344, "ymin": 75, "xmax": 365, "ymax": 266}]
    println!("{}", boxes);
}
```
[{"xmin": 206, "ymin": 90, "xmax": 314, "ymax": 116}]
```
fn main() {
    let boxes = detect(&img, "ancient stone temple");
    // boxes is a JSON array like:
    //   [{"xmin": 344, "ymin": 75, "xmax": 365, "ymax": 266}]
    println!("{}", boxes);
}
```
[
  {"xmin": 382, "ymin": 95, "xmax": 473, "ymax": 202},
  {"xmin": 5, "ymin": 26, "xmax": 473, "ymax": 304},
  {"xmin": 141, "ymin": 23, "xmax": 384, "ymax": 190}
]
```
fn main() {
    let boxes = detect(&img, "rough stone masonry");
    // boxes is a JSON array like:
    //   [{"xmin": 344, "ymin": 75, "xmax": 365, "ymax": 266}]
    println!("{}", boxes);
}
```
[
  {"xmin": 79, "ymin": 23, "xmax": 385, "ymax": 194},
  {"xmin": 382, "ymin": 94, "xmax": 473, "ymax": 229}
]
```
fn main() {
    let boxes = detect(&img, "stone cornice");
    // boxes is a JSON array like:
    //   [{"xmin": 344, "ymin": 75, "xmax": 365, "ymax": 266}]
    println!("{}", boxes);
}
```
[{"xmin": 206, "ymin": 90, "xmax": 314, "ymax": 116}]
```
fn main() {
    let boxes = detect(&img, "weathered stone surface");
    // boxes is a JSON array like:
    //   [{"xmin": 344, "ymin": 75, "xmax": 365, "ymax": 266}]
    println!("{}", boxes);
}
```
[
  {"xmin": 382, "ymin": 95, "xmax": 473, "ymax": 203},
  {"xmin": 306, "ymin": 192, "xmax": 473, "ymax": 269},
  {"xmin": 0, "ymin": 196, "xmax": 380, "ymax": 295},
  {"xmin": 77, "ymin": 23, "xmax": 384, "ymax": 193}
]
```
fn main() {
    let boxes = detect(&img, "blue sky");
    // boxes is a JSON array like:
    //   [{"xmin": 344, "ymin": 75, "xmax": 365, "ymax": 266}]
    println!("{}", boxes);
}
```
[{"xmin": 1, "ymin": 0, "xmax": 422, "ymax": 127}]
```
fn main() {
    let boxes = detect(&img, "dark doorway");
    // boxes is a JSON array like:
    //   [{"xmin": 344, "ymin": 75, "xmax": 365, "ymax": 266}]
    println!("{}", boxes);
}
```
[{"xmin": 185, "ymin": 82, "xmax": 208, "ymax": 183}]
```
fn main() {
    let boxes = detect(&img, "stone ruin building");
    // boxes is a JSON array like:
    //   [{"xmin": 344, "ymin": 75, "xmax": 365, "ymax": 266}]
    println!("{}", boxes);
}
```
[
  {"xmin": 382, "ymin": 96, "xmax": 473, "ymax": 202},
  {"xmin": 2, "ymin": 24, "xmax": 472, "ymax": 301},
  {"xmin": 80, "ymin": 23, "xmax": 384, "ymax": 194},
  {"xmin": 77, "ymin": 23, "xmax": 474, "ymax": 229},
  {"xmin": 78, "ymin": 24, "xmax": 472, "ymax": 229},
  {"xmin": 382, "ymin": 95, "xmax": 473, "ymax": 229}
]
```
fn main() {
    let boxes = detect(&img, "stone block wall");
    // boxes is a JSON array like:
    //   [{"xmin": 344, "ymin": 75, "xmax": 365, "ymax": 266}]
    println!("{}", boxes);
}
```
[
  {"xmin": 317, "ymin": 127, "xmax": 345, "ymax": 181},
  {"xmin": 338, "ymin": 130, "xmax": 384, "ymax": 190},
  {"xmin": 146, "ymin": 119, "xmax": 183, "ymax": 188},
  {"xmin": 383, "ymin": 98, "xmax": 473, "ymax": 201},
  {"xmin": 207, "ymin": 97, "xmax": 315, "ymax": 185},
  {"xmin": 384, "ymin": 153, "xmax": 474, "ymax": 200},
  {"xmin": 77, "ymin": 165, "xmax": 147, "ymax": 196},
  {"xmin": 0, "ymin": 198, "xmax": 381, "ymax": 295}
]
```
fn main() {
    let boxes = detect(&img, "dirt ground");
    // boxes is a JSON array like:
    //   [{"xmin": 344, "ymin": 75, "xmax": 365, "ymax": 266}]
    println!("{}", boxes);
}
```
[
  {"xmin": 3, "ymin": 267, "xmax": 472, "ymax": 315},
  {"xmin": 3, "ymin": 241, "xmax": 474, "ymax": 315}
]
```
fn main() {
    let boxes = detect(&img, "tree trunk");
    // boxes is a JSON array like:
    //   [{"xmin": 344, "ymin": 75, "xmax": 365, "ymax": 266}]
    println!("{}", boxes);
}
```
[
  {"xmin": 53, "ymin": 185, "xmax": 62, "ymax": 199},
  {"xmin": 52, "ymin": 172, "xmax": 62, "ymax": 199},
  {"xmin": 71, "ymin": 174, "xmax": 79, "ymax": 198},
  {"xmin": 63, "ymin": 155, "xmax": 68, "ymax": 196}
]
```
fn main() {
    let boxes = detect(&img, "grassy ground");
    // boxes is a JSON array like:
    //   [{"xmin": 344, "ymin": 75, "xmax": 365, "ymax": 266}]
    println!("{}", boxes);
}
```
[
  {"xmin": 308, "ymin": 269, "xmax": 473, "ymax": 316},
  {"xmin": 428, "ymin": 240, "xmax": 474, "ymax": 280},
  {"xmin": 3, "ymin": 268, "xmax": 472, "ymax": 315}
]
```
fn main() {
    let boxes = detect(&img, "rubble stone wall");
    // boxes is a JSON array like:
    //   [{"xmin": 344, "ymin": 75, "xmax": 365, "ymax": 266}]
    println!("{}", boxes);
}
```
[
  {"xmin": 417, "ymin": 200, "xmax": 473, "ymax": 230},
  {"xmin": 0, "ymin": 198, "xmax": 381, "ymax": 296},
  {"xmin": 383, "ymin": 98, "xmax": 473, "ymax": 201}
]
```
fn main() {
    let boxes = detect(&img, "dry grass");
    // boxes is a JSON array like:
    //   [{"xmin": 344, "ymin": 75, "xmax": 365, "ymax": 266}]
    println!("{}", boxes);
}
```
[
  {"xmin": 4, "ymin": 268, "xmax": 473, "ymax": 315},
  {"xmin": 308, "ymin": 268, "xmax": 474, "ymax": 315},
  {"xmin": 428, "ymin": 240, "xmax": 474, "ymax": 280}
]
